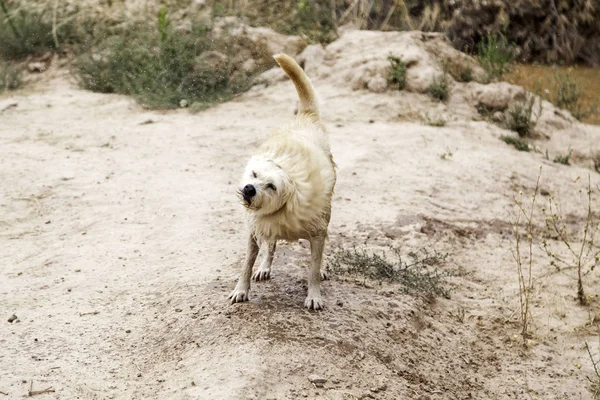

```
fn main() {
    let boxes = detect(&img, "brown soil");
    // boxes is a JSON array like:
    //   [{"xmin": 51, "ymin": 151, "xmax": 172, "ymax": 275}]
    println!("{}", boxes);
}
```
[{"xmin": 1, "ymin": 29, "xmax": 600, "ymax": 400}]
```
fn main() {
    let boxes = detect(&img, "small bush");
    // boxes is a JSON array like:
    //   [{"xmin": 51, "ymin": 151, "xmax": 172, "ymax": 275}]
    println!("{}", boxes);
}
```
[
  {"xmin": 427, "ymin": 74, "xmax": 451, "ymax": 102},
  {"xmin": 388, "ymin": 55, "xmax": 407, "ymax": 90},
  {"xmin": 477, "ymin": 33, "xmax": 515, "ymax": 79},
  {"xmin": 75, "ymin": 8, "xmax": 261, "ymax": 109},
  {"xmin": 439, "ymin": 147, "xmax": 454, "ymax": 160},
  {"xmin": 553, "ymin": 149, "xmax": 572, "ymax": 165},
  {"xmin": 504, "ymin": 94, "xmax": 541, "ymax": 137},
  {"xmin": 458, "ymin": 65, "xmax": 474, "ymax": 82},
  {"xmin": 545, "ymin": 71, "xmax": 598, "ymax": 121},
  {"xmin": 0, "ymin": 2, "xmax": 81, "ymax": 59},
  {"xmin": 293, "ymin": 0, "xmax": 337, "ymax": 43},
  {"xmin": 443, "ymin": 59, "xmax": 474, "ymax": 83},
  {"xmin": 0, "ymin": 61, "xmax": 22, "ymax": 92},
  {"xmin": 423, "ymin": 113, "xmax": 447, "ymax": 127},
  {"xmin": 500, "ymin": 135, "xmax": 529, "ymax": 152},
  {"xmin": 327, "ymin": 246, "xmax": 452, "ymax": 298}
]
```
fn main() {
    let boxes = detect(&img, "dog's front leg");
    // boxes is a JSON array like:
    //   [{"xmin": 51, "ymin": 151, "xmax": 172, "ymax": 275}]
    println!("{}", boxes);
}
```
[
  {"xmin": 305, "ymin": 235, "xmax": 326, "ymax": 310},
  {"xmin": 252, "ymin": 241, "xmax": 276, "ymax": 281},
  {"xmin": 229, "ymin": 233, "xmax": 259, "ymax": 304}
]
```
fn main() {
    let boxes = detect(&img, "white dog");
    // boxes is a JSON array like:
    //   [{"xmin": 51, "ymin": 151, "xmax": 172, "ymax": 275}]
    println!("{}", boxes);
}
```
[{"xmin": 229, "ymin": 53, "xmax": 336, "ymax": 310}]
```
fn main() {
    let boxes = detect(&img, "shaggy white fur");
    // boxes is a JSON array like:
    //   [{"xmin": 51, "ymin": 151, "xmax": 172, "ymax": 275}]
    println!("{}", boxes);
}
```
[{"xmin": 229, "ymin": 53, "xmax": 336, "ymax": 310}]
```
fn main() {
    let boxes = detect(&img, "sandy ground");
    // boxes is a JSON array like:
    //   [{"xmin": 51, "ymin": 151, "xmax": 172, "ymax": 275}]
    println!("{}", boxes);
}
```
[{"xmin": 2, "ymin": 30, "xmax": 600, "ymax": 399}]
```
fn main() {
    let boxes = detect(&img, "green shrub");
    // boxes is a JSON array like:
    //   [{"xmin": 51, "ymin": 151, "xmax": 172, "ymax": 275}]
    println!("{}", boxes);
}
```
[
  {"xmin": 388, "ymin": 55, "xmax": 407, "ymax": 90},
  {"xmin": 458, "ymin": 65, "xmax": 473, "ymax": 82},
  {"xmin": 477, "ymin": 33, "xmax": 515, "ymax": 79},
  {"xmin": 504, "ymin": 94, "xmax": 541, "ymax": 137},
  {"xmin": 75, "ymin": 9, "xmax": 260, "ymax": 109},
  {"xmin": 553, "ymin": 149, "xmax": 572, "ymax": 165},
  {"xmin": 0, "ymin": 61, "xmax": 22, "ymax": 92},
  {"xmin": 427, "ymin": 73, "xmax": 451, "ymax": 102},
  {"xmin": 500, "ymin": 135, "xmax": 529, "ymax": 152}
]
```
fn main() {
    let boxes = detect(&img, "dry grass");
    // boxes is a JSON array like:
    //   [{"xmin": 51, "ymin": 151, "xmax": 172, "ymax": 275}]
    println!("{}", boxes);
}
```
[
  {"xmin": 541, "ymin": 175, "xmax": 600, "ymax": 305},
  {"xmin": 327, "ymin": 246, "xmax": 452, "ymax": 299},
  {"xmin": 427, "ymin": 73, "xmax": 451, "ymax": 102},
  {"xmin": 0, "ymin": 60, "xmax": 22, "ymax": 92},
  {"xmin": 504, "ymin": 94, "xmax": 542, "ymax": 137},
  {"xmin": 510, "ymin": 166, "xmax": 542, "ymax": 344},
  {"xmin": 500, "ymin": 135, "xmax": 530, "ymax": 152}
]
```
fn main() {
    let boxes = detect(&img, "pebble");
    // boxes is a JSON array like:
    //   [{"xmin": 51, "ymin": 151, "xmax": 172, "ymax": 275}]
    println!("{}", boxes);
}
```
[
  {"xmin": 308, "ymin": 374, "xmax": 327, "ymax": 388},
  {"xmin": 8, "ymin": 314, "xmax": 17, "ymax": 323}
]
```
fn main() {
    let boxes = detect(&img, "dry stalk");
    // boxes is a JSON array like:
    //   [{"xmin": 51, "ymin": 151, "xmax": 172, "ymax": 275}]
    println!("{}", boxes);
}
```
[
  {"xmin": 511, "ymin": 166, "xmax": 542, "ymax": 343},
  {"xmin": 585, "ymin": 330, "xmax": 600, "ymax": 398},
  {"xmin": 541, "ymin": 175, "xmax": 600, "ymax": 305}
]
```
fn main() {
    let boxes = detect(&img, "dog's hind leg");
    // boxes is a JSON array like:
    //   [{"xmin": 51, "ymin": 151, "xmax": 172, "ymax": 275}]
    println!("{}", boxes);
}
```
[
  {"xmin": 305, "ymin": 235, "xmax": 326, "ymax": 310},
  {"xmin": 229, "ymin": 233, "xmax": 259, "ymax": 304},
  {"xmin": 252, "ymin": 241, "xmax": 276, "ymax": 281}
]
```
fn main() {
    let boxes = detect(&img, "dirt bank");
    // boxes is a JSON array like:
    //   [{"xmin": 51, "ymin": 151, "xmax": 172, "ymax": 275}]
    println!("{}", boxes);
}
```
[{"xmin": 2, "ymin": 29, "xmax": 600, "ymax": 399}]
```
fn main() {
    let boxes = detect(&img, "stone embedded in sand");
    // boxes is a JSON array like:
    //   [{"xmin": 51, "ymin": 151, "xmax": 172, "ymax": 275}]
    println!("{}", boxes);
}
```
[
  {"xmin": 242, "ymin": 59, "xmax": 258, "ymax": 75},
  {"xmin": 28, "ymin": 62, "xmax": 48, "ymax": 73},
  {"xmin": 297, "ymin": 45, "xmax": 326, "ymax": 76},
  {"xmin": 470, "ymin": 82, "xmax": 526, "ymax": 110},
  {"xmin": 194, "ymin": 51, "xmax": 228, "ymax": 73},
  {"xmin": 367, "ymin": 76, "xmax": 388, "ymax": 93},
  {"xmin": 308, "ymin": 374, "xmax": 327, "ymax": 387},
  {"xmin": 212, "ymin": 17, "xmax": 307, "ymax": 58},
  {"xmin": 8, "ymin": 314, "xmax": 17, "ymax": 323}
]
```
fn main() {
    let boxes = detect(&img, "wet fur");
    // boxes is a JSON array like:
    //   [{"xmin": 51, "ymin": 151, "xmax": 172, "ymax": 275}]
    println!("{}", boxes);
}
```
[{"xmin": 229, "ymin": 54, "xmax": 336, "ymax": 310}]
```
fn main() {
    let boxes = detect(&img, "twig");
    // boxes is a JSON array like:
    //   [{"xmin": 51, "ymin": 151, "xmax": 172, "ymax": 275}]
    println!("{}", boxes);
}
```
[
  {"xmin": 28, "ymin": 381, "xmax": 55, "ymax": 397},
  {"xmin": 52, "ymin": 0, "xmax": 59, "ymax": 49},
  {"xmin": 0, "ymin": 0, "xmax": 21, "ymax": 38},
  {"xmin": 0, "ymin": 102, "xmax": 18, "ymax": 113},
  {"xmin": 0, "ymin": 391, "xmax": 8, "ymax": 396},
  {"xmin": 330, "ymin": 0, "xmax": 337, "ymax": 28},
  {"xmin": 79, "ymin": 311, "xmax": 99, "ymax": 316},
  {"xmin": 379, "ymin": 0, "xmax": 397, "ymax": 30},
  {"xmin": 339, "ymin": 0, "xmax": 360, "ymax": 25},
  {"xmin": 585, "ymin": 341, "xmax": 600, "ymax": 380},
  {"xmin": 28, "ymin": 388, "xmax": 55, "ymax": 397}
]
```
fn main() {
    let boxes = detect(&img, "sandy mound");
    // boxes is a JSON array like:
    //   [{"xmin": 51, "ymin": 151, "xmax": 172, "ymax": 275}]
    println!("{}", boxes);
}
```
[{"xmin": 1, "ymin": 29, "xmax": 600, "ymax": 399}]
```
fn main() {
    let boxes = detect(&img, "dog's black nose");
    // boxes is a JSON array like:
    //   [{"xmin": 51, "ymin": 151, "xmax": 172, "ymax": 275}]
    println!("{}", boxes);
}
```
[{"xmin": 243, "ymin": 184, "xmax": 256, "ymax": 198}]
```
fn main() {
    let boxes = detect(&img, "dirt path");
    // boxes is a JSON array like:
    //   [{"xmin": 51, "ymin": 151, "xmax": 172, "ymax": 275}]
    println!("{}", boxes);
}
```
[{"xmin": 2, "ymin": 42, "xmax": 600, "ymax": 399}]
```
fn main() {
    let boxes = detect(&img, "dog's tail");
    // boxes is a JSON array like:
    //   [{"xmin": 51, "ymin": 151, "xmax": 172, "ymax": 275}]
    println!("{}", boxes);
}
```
[{"xmin": 273, "ymin": 53, "xmax": 319, "ymax": 119}]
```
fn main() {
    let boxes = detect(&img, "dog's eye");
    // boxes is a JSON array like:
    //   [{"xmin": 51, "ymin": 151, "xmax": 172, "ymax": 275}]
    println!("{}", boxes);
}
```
[
  {"xmin": 266, "ymin": 183, "xmax": 276, "ymax": 191},
  {"xmin": 252, "ymin": 171, "xmax": 257, "ymax": 178}
]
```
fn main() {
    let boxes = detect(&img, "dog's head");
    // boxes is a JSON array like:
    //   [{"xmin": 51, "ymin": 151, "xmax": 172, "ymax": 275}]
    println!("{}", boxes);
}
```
[{"xmin": 238, "ymin": 156, "xmax": 291, "ymax": 215}]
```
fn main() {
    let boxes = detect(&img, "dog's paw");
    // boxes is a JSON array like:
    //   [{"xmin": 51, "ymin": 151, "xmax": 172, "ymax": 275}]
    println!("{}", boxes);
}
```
[
  {"xmin": 304, "ymin": 293, "xmax": 324, "ymax": 310},
  {"xmin": 229, "ymin": 287, "xmax": 249, "ymax": 304},
  {"xmin": 320, "ymin": 270, "xmax": 329, "ymax": 281},
  {"xmin": 252, "ymin": 268, "xmax": 271, "ymax": 281}
]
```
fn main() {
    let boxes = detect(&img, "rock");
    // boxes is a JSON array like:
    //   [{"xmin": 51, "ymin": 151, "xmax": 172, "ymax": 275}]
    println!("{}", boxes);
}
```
[
  {"xmin": 28, "ymin": 62, "xmax": 48, "ymax": 73},
  {"xmin": 470, "ymin": 82, "xmax": 526, "ymax": 110},
  {"xmin": 175, "ymin": 20, "xmax": 192, "ymax": 34},
  {"xmin": 247, "ymin": 27, "xmax": 307, "ymax": 56},
  {"xmin": 212, "ymin": 17, "xmax": 307, "ymax": 57},
  {"xmin": 370, "ymin": 382, "xmax": 388, "ymax": 393},
  {"xmin": 256, "ymin": 68, "xmax": 287, "ymax": 85},
  {"xmin": 492, "ymin": 111, "xmax": 504, "ymax": 122},
  {"xmin": 297, "ymin": 44, "xmax": 326, "ymax": 75},
  {"xmin": 308, "ymin": 374, "xmax": 327, "ymax": 388},
  {"xmin": 194, "ymin": 51, "xmax": 228, "ymax": 72},
  {"xmin": 367, "ymin": 75, "xmax": 388, "ymax": 93},
  {"xmin": 241, "ymin": 59, "xmax": 258, "ymax": 75},
  {"xmin": 8, "ymin": 314, "xmax": 17, "ymax": 323}
]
